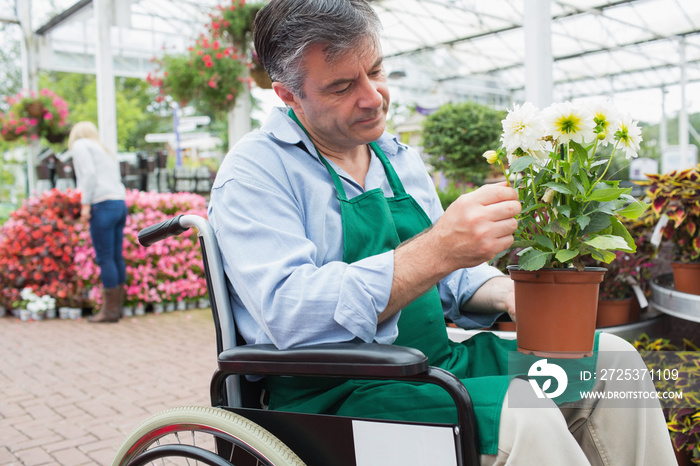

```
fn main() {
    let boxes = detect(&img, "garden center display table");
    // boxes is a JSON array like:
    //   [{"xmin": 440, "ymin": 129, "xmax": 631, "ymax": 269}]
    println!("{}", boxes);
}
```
[{"xmin": 650, "ymin": 274, "xmax": 700, "ymax": 323}]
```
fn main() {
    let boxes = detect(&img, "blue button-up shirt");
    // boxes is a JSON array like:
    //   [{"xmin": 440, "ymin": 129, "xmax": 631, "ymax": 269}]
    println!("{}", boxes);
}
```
[{"xmin": 209, "ymin": 107, "xmax": 503, "ymax": 349}]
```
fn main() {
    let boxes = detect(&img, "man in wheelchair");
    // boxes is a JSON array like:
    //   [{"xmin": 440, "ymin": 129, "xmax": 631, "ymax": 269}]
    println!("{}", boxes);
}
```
[{"xmin": 208, "ymin": 1, "xmax": 676, "ymax": 464}]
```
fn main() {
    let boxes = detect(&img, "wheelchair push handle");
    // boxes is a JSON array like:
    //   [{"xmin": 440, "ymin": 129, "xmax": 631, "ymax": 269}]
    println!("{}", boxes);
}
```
[{"xmin": 138, "ymin": 215, "xmax": 190, "ymax": 247}]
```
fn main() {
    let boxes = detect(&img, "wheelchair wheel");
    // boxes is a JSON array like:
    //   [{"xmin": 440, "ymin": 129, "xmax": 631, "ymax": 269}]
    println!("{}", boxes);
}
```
[{"xmin": 112, "ymin": 405, "xmax": 305, "ymax": 466}]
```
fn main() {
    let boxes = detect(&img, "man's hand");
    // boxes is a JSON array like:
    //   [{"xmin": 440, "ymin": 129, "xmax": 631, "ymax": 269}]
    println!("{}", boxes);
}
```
[
  {"xmin": 381, "ymin": 182, "xmax": 520, "ymax": 320},
  {"xmin": 431, "ymin": 182, "xmax": 521, "ymax": 272}
]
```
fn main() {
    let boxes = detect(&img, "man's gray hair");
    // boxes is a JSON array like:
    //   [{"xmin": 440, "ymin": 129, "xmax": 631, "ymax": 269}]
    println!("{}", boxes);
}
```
[{"xmin": 254, "ymin": 0, "xmax": 382, "ymax": 98}]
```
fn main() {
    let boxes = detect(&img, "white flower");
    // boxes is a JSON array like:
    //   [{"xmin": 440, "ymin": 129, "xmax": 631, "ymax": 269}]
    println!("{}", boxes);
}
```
[
  {"xmin": 586, "ymin": 100, "xmax": 620, "ymax": 147},
  {"xmin": 542, "ymin": 101, "xmax": 596, "ymax": 145},
  {"xmin": 501, "ymin": 102, "xmax": 547, "ymax": 157},
  {"xmin": 615, "ymin": 116, "xmax": 643, "ymax": 159},
  {"xmin": 20, "ymin": 288, "xmax": 35, "ymax": 301}
]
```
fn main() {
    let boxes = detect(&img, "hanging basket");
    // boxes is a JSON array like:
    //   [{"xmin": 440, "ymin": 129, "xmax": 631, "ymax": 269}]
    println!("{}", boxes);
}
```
[
  {"xmin": 25, "ymin": 101, "xmax": 44, "ymax": 118},
  {"xmin": 508, "ymin": 266, "xmax": 605, "ymax": 359},
  {"xmin": 46, "ymin": 129, "xmax": 69, "ymax": 144},
  {"xmin": 1, "ymin": 131, "xmax": 20, "ymax": 142}
]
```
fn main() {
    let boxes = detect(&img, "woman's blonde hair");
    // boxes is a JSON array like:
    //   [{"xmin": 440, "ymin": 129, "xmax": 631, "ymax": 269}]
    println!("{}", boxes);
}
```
[{"xmin": 68, "ymin": 121, "xmax": 113, "ymax": 156}]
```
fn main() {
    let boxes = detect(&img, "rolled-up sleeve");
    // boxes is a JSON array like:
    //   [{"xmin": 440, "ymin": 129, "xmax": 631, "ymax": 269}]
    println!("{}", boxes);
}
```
[{"xmin": 439, "ymin": 263, "xmax": 505, "ymax": 329}]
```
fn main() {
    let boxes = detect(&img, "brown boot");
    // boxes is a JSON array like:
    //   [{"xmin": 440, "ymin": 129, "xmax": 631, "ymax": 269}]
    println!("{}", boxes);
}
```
[
  {"xmin": 88, "ymin": 287, "xmax": 121, "ymax": 323},
  {"xmin": 115, "ymin": 284, "xmax": 125, "ymax": 319}
]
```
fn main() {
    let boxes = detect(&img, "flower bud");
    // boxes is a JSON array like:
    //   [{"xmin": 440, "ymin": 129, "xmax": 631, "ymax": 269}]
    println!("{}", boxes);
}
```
[{"xmin": 483, "ymin": 150, "xmax": 498, "ymax": 164}]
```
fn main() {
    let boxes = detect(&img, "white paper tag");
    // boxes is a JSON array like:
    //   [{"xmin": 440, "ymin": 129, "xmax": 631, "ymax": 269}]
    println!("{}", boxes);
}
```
[
  {"xmin": 650, "ymin": 214, "xmax": 670, "ymax": 248},
  {"xmin": 631, "ymin": 284, "xmax": 648, "ymax": 309}
]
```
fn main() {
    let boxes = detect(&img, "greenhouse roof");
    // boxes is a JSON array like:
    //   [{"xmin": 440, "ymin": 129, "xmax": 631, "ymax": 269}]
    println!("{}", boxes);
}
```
[{"xmin": 6, "ymin": 0, "xmax": 700, "ymax": 122}]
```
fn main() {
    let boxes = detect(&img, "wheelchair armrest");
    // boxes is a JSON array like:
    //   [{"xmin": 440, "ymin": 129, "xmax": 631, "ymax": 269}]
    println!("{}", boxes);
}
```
[
  {"xmin": 213, "ymin": 342, "xmax": 480, "ymax": 466},
  {"xmin": 217, "ymin": 342, "xmax": 429, "ymax": 378}
]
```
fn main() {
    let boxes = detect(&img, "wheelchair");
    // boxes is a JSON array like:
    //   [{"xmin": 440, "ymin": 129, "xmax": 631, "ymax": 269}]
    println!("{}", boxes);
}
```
[{"xmin": 111, "ymin": 214, "xmax": 481, "ymax": 466}]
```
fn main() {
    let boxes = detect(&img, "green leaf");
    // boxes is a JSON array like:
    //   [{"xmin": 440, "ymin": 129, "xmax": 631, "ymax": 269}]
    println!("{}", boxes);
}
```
[
  {"xmin": 557, "ymin": 205, "xmax": 572, "ymax": 218},
  {"xmin": 544, "ymin": 218, "xmax": 570, "ymax": 237},
  {"xmin": 577, "ymin": 215, "xmax": 591, "ymax": 231},
  {"xmin": 581, "ymin": 212, "xmax": 611, "ymax": 235},
  {"xmin": 584, "ymin": 235, "xmax": 634, "ymax": 252},
  {"xmin": 570, "ymin": 141, "xmax": 588, "ymax": 160},
  {"xmin": 518, "ymin": 248, "xmax": 553, "ymax": 271},
  {"xmin": 543, "ymin": 182, "xmax": 574, "ymax": 195},
  {"xmin": 534, "ymin": 235, "xmax": 555, "ymax": 251},
  {"xmin": 590, "ymin": 249, "xmax": 617, "ymax": 263},
  {"xmin": 555, "ymin": 249, "xmax": 579, "ymax": 264},
  {"xmin": 588, "ymin": 187, "xmax": 630, "ymax": 202},
  {"xmin": 610, "ymin": 216, "xmax": 637, "ymax": 252},
  {"xmin": 617, "ymin": 199, "xmax": 649, "ymax": 220},
  {"xmin": 596, "ymin": 201, "xmax": 617, "ymax": 216},
  {"xmin": 509, "ymin": 155, "xmax": 538, "ymax": 173}
]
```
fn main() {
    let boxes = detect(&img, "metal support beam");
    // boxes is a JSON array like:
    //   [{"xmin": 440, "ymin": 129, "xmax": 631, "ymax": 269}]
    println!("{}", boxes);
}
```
[
  {"xmin": 17, "ymin": 0, "xmax": 38, "ymax": 196},
  {"xmin": 679, "ymin": 39, "xmax": 689, "ymax": 163},
  {"xmin": 524, "ymin": 0, "xmax": 552, "ymax": 108},
  {"xmin": 94, "ymin": 0, "xmax": 118, "ymax": 154},
  {"xmin": 660, "ymin": 87, "xmax": 668, "ymax": 153}
]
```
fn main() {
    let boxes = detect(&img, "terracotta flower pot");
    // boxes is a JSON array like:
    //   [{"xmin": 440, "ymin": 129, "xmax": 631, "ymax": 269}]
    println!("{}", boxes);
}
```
[
  {"xmin": 596, "ymin": 297, "xmax": 638, "ymax": 328},
  {"xmin": 508, "ymin": 266, "xmax": 605, "ymax": 359},
  {"xmin": 671, "ymin": 262, "xmax": 700, "ymax": 295}
]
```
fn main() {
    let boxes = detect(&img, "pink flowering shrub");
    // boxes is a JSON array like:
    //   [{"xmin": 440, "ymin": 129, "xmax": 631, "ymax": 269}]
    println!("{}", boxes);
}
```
[{"xmin": 0, "ymin": 189, "xmax": 208, "ymax": 311}]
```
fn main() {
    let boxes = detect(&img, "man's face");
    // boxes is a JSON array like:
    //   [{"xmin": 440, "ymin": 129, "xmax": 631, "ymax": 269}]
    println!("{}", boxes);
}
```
[{"xmin": 291, "ymin": 40, "xmax": 390, "ymax": 154}]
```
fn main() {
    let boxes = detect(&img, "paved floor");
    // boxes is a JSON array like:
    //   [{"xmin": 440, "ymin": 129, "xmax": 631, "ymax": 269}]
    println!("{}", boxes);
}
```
[{"xmin": 0, "ymin": 308, "xmax": 217, "ymax": 466}]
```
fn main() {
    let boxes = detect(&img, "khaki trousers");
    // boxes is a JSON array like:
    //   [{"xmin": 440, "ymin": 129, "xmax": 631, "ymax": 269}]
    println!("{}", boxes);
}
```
[{"xmin": 481, "ymin": 333, "xmax": 677, "ymax": 466}]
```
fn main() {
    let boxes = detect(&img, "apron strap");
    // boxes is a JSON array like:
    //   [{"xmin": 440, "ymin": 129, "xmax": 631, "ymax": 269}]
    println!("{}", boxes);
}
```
[
  {"xmin": 287, "ymin": 108, "xmax": 407, "ymax": 200},
  {"xmin": 369, "ymin": 142, "xmax": 406, "ymax": 196}
]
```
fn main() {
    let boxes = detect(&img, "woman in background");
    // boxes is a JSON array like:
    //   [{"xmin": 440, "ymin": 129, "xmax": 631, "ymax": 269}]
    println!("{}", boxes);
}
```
[{"xmin": 68, "ymin": 121, "xmax": 127, "ymax": 323}]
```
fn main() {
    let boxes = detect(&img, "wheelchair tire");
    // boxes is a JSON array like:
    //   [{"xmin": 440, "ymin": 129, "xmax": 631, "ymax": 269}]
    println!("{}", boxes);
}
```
[{"xmin": 112, "ymin": 405, "xmax": 305, "ymax": 466}]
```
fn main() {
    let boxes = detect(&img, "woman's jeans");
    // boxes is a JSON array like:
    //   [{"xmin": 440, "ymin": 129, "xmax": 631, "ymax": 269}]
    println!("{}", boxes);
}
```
[{"xmin": 89, "ymin": 200, "xmax": 128, "ymax": 288}]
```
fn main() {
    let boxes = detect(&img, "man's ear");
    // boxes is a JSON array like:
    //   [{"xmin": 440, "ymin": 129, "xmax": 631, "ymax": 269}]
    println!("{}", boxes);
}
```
[{"xmin": 272, "ymin": 82, "xmax": 300, "ymax": 110}]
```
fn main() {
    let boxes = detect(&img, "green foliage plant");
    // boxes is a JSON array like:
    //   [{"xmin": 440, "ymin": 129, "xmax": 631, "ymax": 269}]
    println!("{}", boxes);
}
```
[
  {"xmin": 636, "ymin": 165, "xmax": 700, "ymax": 263},
  {"xmin": 484, "ymin": 100, "xmax": 649, "ymax": 271},
  {"xmin": 422, "ymin": 101, "xmax": 505, "ymax": 184}
]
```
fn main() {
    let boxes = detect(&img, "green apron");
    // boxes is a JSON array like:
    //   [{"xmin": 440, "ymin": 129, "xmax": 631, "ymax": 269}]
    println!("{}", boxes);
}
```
[{"xmin": 267, "ymin": 111, "xmax": 596, "ymax": 455}]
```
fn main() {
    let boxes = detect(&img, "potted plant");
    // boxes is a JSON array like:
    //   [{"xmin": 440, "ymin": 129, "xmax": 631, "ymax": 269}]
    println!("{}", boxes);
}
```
[
  {"xmin": 594, "ymin": 249, "xmax": 652, "ymax": 327},
  {"xmin": 633, "ymin": 334, "xmax": 700, "ymax": 464},
  {"xmin": 636, "ymin": 165, "xmax": 700, "ymax": 295},
  {"xmin": 147, "ymin": 0, "xmax": 263, "ymax": 114},
  {"xmin": 0, "ymin": 89, "xmax": 70, "ymax": 143},
  {"xmin": 484, "ymin": 100, "xmax": 648, "ymax": 357}
]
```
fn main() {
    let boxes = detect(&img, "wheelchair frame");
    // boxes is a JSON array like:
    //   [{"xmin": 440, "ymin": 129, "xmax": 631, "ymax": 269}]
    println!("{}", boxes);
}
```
[{"xmin": 113, "ymin": 214, "xmax": 481, "ymax": 466}]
